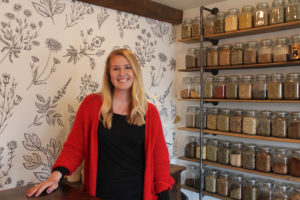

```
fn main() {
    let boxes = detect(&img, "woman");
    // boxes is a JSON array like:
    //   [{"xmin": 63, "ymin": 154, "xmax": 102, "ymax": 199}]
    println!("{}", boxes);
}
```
[{"xmin": 26, "ymin": 49, "xmax": 174, "ymax": 200}]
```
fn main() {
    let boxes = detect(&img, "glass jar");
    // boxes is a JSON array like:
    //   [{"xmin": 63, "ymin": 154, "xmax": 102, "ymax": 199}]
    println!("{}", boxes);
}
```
[
  {"xmin": 243, "ymin": 178, "xmax": 259, "ymax": 200},
  {"xmin": 244, "ymin": 41, "xmax": 258, "ymax": 64},
  {"xmin": 195, "ymin": 107, "xmax": 206, "ymax": 129},
  {"xmin": 217, "ymin": 140, "xmax": 231, "ymax": 164},
  {"xmin": 207, "ymin": 108, "xmax": 218, "ymax": 130},
  {"xmin": 239, "ymin": 75, "xmax": 253, "ymax": 100},
  {"xmin": 207, "ymin": 46, "xmax": 219, "ymax": 66},
  {"xmin": 192, "ymin": 16, "xmax": 200, "ymax": 37},
  {"xmin": 180, "ymin": 77, "xmax": 192, "ymax": 99},
  {"xmin": 213, "ymin": 76, "xmax": 226, "ymax": 99},
  {"xmin": 215, "ymin": 11, "xmax": 226, "ymax": 33},
  {"xmin": 239, "ymin": 5, "xmax": 254, "ymax": 30},
  {"xmin": 204, "ymin": 14, "xmax": 216, "ymax": 35},
  {"xmin": 289, "ymin": 149, "xmax": 300, "ymax": 177},
  {"xmin": 253, "ymin": 74, "xmax": 268, "ymax": 99},
  {"xmin": 258, "ymin": 39, "xmax": 273, "ymax": 63},
  {"xmin": 230, "ymin": 109, "xmax": 243, "ymax": 133},
  {"xmin": 196, "ymin": 138, "xmax": 207, "ymax": 159},
  {"xmin": 217, "ymin": 109, "xmax": 230, "ymax": 132},
  {"xmin": 242, "ymin": 144, "xmax": 256, "ymax": 170},
  {"xmin": 196, "ymin": 47, "xmax": 207, "ymax": 68},
  {"xmin": 230, "ymin": 142, "xmax": 243, "ymax": 167},
  {"xmin": 205, "ymin": 169, "xmax": 218, "ymax": 193},
  {"xmin": 290, "ymin": 34, "xmax": 300, "ymax": 60},
  {"xmin": 185, "ymin": 48, "xmax": 196, "ymax": 69},
  {"xmin": 231, "ymin": 43, "xmax": 244, "ymax": 65},
  {"xmin": 184, "ymin": 136, "xmax": 197, "ymax": 158},
  {"xmin": 217, "ymin": 172, "xmax": 231, "ymax": 196},
  {"xmin": 230, "ymin": 175, "xmax": 243, "ymax": 200},
  {"xmin": 286, "ymin": 0, "xmax": 300, "ymax": 22},
  {"xmin": 186, "ymin": 106, "xmax": 197, "ymax": 128},
  {"xmin": 289, "ymin": 187, "xmax": 300, "ymax": 200},
  {"xmin": 219, "ymin": 44, "xmax": 231, "ymax": 66},
  {"xmin": 256, "ymin": 146, "xmax": 272, "ymax": 172},
  {"xmin": 182, "ymin": 18, "xmax": 193, "ymax": 39},
  {"xmin": 288, "ymin": 112, "xmax": 300, "ymax": 139},
  {"xmin": 191, "ymin": 77, "xmax": 201, "ymax": 98},
  {"xmin": 272, "ymin": 111, "xmax": 288, "ymax": 137},
  {"xmin": 225, "ymin": 8, "xmax": 239, "ymax": 32},
  {"xmin": 272, "ymin": 148, "xmax": 289, "ymax": 175},
  {"xmin": 284, "ymin": 73, "xmax": 300, "ymax": 100},
  {"xmin": 243, "ymin": 110, "xmax": 257, "ymax": 135},
  {"xmin": 273, "ymin": 37, "xmax": 289, "ymax": 62},
  {"xmin": 226, "ymin": 75, "xmax": 239, "ymax": 99},
  {"xmin": 204, "ymin": 76, "xmax": 214, "ymax": 98},
  {"xmin": 273, "ymin": 185, "xmax": 289, "ymax": 200},
  {"xmin": 184, "ymin": 164, "xmax": 197, "ymax": 188},
  {"xmin": 270, "ymin": 0, "xmax": 285, "ymax": 24},
  {"xmin": 207, "ymin": 139, "xmax": 218, "ymax": 162},
  {"xmin": 258, "ymin": 181, "xmax": 274, "ymax": 200},
  {"xmin": 268, "ymin": 73, "xmax": 283, "ymax": 99},
  {"xmin": 257, "ymin": 111, "xmax": 272, "ymax": 136},
  {"xmin": 254, "ymin": 2, "xmax": 269, "ymax": 27}
]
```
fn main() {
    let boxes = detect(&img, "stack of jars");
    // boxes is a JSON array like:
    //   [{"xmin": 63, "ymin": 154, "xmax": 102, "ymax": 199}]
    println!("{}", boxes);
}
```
[
  {"xmin": 181, "ymin": 16, "xmax": 200, "ymax": 39},
  {"xmin": 203, "ymin": 0, "xmax": 300, "ymax": 36}
]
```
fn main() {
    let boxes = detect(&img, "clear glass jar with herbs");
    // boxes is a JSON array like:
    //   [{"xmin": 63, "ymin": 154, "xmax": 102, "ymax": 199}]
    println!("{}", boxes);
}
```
[
  {"xmin": 242, "ymin": 144, "xmax": 256, "ymax": 170},
  {"xmin": 288, "ymin": 112, "xmax": 300, "ymax": 139},
  {"xmin": 186, "ymin": 106, "xmax": 196, "ymax": 128},
  {"xmin": 192, "ymin": 16, "xmax": 200, "ymax": 37},
  {"xmin": 217, "ymin": 140, "xmax": 231, "ymax": 164},
  {"xmin": 273, "ymin": 37, "xmax": 289, "ymax": 62},
  {"xmin": 243, "ymin": 110, "xmax": 257, "ymax": 135},
  {"xmin": 243, "ymin": 178, "xmax": 259, "ymax": 200},
  {"xmin": 195, "ymin": 107, "xmax": 206, "ymax": 129},
  {"xmin": 270, "ymin": 0, "xmax": 285, "ymax": 24},
  {"xmin": 239, "ymin": 75, "xmax": 253, "ymax": 100},
  {"xmin": 217, "ymin": 109, "xmax": 230, "ymax": 132},
  {"xmin": 219, "ymin": 44, "xmax": 231, "ymax": 66},
  {"xmin": 180, "ymin": 77, "xmax": 192, "ymax": 99},
  {"xmin": 230, "ymin": 175, "xmax": 243, "ymax": 200},
  {"xmin": 244, "ymin": 41, "xmax": 258, "ymax": 64},
  {"xmin": 289, "ymin": 149, "xmax": 300, "ymax": 177},
  {"xmin": 258, "ymin": 181, "xmax": 274, "ymax": 200},
  {"xmin": 204, "ymin": 76, "xmax": 213, "ymax": 98},
  {"xmin": 258, "ymin": 39, "xmax": 273, "ymax": 63},
  {"xmin": 226, "ymin": 75, "xmax": 238, "ymax": 99},
  {"xmin": 196, "ymin": 138, "xmax": 207, "ymax": 159},
  {"xmin": 207, "ymin": 46, "xmax": 219, "ymax": 67},
  {"xmin": 273, "ymin": 184, "xmax": 289, "ymax": 200},
  {"xmin": 230, "ymin": 142, "xmax": 243, "ymax": 167},
  {"xmin": 214, "ymin": 11, "xmax": 226, "ymax": 33},
  {"xmin": 272, "ymin": 148, "xmax": 289, "ymax": 175},
  {"xmin": 230, "ymin": 109, "xmax": 243, "ymax": 133},
  {"xmin": 205, "ymin": 169, "xmax": 218, "ymax": 193},
  {"xmin": 286, "ymin": 0, "xmax": 300, "ymax": 22},
  {"xmin": 207, "ymin": 139, "xmax": 218, "ymax": 162},
  {"xmin": 182, "ymin": 18, "xmax": 193, "ymax": 39},
  {"xmin": 256, "ymin": 146, "xmax": 272, "ymax": 172},
  {"xmin": 284, "ymin": 73, "xmax": 300, "ymax": 100},
  {"xmin": 204, "ymin": 14, "xmax": 216, "ymax": 35},
  {"xmin": 207, "ymin": 108, "xmax": 218, "ymax": 130},
  {"xmin": 254, "ymin": 2, "xmax": 269, "ymax": 27},
  {"xmin": 290, "ymin": 34, "xmax": 300, "ymax": 60},
  {"xmin": 213, "ymin": 76, "xmax": 226, "ymax": 99},
  {"xmin": 184, "ymin": 164, "xmax": 197, "ymax": 188},
  {"xmin": 225, "ymin": 8, "xmax": 239, "ymax": 32},
  {"xmin": 289, "ymin": 186, "xmax": 300, "ymax": 200},
  {"xmin": 239, "ymin": 5, "xmax": 254, "ymax": 30},
  {"xmin": 268, "ymin": 73, "xmax": 283, "ymax": 99},
  {"xmin": 253, "ymin": 74, "xmax": 267, "ymax": 99},
  {"xmin": 217, "ymin": 172, "xmax": 231, "ymax": 196},
  {"xmin": 231, "ymin": 43, "xmax": 244, "ymax": 65},
  {"xmin": 184, "ymin": 136, "xmax": 197, "ymax": 158},
  {"xmin": 191, "ymin": 77, "xmax": 201, "ymax": 98},
  {"xmin": 185, "ymin": 48, "xmax": 197, "ymax": 69},
  {"xmin": 257, "ymin": 111, "xmax": 272, "ymax": 136},
  {"xmin": 271, "ymin": 111, "xmax": 288, "ymax": 137},
  {"xmin": 196, "ymin": 47, "xmax": 207, "ymax": 68}
]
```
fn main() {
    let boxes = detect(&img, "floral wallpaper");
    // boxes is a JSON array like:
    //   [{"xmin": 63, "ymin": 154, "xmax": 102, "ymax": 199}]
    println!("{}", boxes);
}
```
[{"xmin": 0, "ymin": 0, "xmax": 176, "ymax": 190}]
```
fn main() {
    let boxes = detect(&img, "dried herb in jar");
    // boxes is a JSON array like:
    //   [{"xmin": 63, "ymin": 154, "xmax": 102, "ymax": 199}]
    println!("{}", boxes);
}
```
[
  {"xmin": 217, "ymin": 174, "xmax": 230, "ymax": 196},
  {"xmin": 205, "ymin": 174, "xmax": 217, "ymax": 193}
]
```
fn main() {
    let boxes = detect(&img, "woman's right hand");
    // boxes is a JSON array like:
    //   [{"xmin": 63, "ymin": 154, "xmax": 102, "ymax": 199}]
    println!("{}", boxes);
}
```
[{"xmin": 26, "ymin": 171, "xmax": 62, "ymax": 197}]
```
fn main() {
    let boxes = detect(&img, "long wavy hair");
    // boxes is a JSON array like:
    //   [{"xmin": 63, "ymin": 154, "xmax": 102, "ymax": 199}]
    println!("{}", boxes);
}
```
[{"xmin": 99, "ymin": 49, "xmax": 148, "ymax": 129}]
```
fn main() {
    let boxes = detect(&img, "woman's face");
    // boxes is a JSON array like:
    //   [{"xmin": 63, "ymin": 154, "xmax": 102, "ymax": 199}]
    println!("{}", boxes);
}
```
[{"xmin": 109, "ymin": 55, "xmax": 134, "ymax": 92}]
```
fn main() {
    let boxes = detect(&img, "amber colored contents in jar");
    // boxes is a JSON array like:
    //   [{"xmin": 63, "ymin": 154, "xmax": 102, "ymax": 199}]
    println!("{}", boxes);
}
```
[
  {"xmin": 256, "ymin": 151, "xmax": 272, "ymax": 172},
  {"xmin": 218, "ymin": 146, "xmax": 230, "ymax": 164},
  {"xmin": 180, "ymin": 89, "xmax": 190, "ymax": 99},
  {"xmin": 184, "ymin": 140, "xmax": 196, "ymax": 158},
  {"xmin": 204, "ymin": 82, "xmax": 213, "ymax": 98},
  {"xmin": 258, "ymin": 53, "xmax": 272, "ymax": 63},
  {"xmin": 207, "ymin": 48, "xmax": 219, "ymax": 66},
  {"xmin": 290, "ymin": 194, "xmax": 300, "ymax": 200},
  {"xmin": 284, "ymin": 82, "xmax": 299, "ymax": 100},
  {"xmin": 226, "ymin": 83, "xmax": 238, "ymax": 99},
  {"xmin": 230, "ymin": 186, "xmax": 242, "ymax": 200},
  {"xmin": 219, "ymin": 48, "xmax": 231, "ymax": 66},
  {"xmin": 230, "ymin": 154, "xmax": 242, "ymax": 167},
  {"xmin": 290, "ymin": 44, "xmax": 300, "ymax": 60},
  {"xmin": 243, "ymin": 185, "xmax": 258, "ymax": 200},
  {"xmin": 207, "ymin": 114, "xmax": 217, "ymax": 130},
  {"xmin": 242, "ymin": 148, "xmax": 256, "ymax": 170},
  {"xmin": 289, "ymin": 157, "xmax": 300, "ymax": 177},
  {"xmin": 268, "ymin": 82, "xmax": 283, "ymax": 99},
  {"xmin": 217, "ymin": 114, "xmax": 230, "ymax": 132},
  {"xmin": 272, "ymin": 163, "xmax": 288, "ymax": 175},
  {"xmin": 185, "ymin": 55, "xmax": 195, "ymax": 69},
  {"xmin": 288, "ymin": 121, "xmax": 300, "ymax": 139},
  {"xmin": 244, "ymin": 49, "xmax": 257, "ymax": 64},
  {"xmin": 230, "ymin": 116, "xmax": 242, "ymax": 133},
  {"xmin": 239, "ymin": 12, "xmax": 252, "ymax": 30},
  {"xmin": 205, "ymin": 26, "xmax": 214, "ymax": 35},
  {"xmin": 225, "ymin": 14, "xmax": 238, "ymax": 32},
  {"xmin": 253, "ymin": 82, "xmax": 267, "ymax": 99},
  {"xmin": 213, "ymin": 86, "xmax": 226, "ymax": 99},
  {"xmin": 257, "ymin": 116, "xmax": 271, "ymax": 136},
  {"xmin": 217, "ymin": 176, "xmax": 230, "ymax": 196},
  {"xmin": 239, "ymin": 84, "xmax": 252, "ymax": 99},
  {"xmin": 205, "ymin": 174, "xmax": 217, "ymax": 193},
  {"xmin": 231, "ymin": 49, "xmax": 243, "ymax": 65},
  {"xmin": 243, "ymin": 117, "xmax": 257, "ymax": 135},
  {"xmin": 207, "ymin": 144, "xmax": 218, "ymax": 162},
  {"xmin": 272, "ymin": 118, "xmax": 287, "ymax": 138}
]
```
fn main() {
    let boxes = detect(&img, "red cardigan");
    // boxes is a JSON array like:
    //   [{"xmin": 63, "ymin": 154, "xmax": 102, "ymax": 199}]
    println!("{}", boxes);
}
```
[{"xmin": 52, "ymin": 94, "xmax": 174, "ymax": 199}]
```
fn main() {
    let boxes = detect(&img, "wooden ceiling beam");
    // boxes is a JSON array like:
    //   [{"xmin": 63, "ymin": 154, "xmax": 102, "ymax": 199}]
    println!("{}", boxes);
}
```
[{"xmin": 76, "ymin": 0, "xmax": 183, "ymax": 24}]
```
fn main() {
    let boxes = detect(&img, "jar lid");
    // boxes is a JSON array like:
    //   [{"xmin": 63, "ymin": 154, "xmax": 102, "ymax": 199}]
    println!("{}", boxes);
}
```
[
  {"xmin": 207, "ymin": 139, "xmax": 218, "ymax": 144},
  {"xmin": 291, "ymin": 112, "xmax": 300, "ymax": 117},
  {"xmin": 220, "ymin": 108, "xmax": 230, "ymax": 114},
  {"xmin": 183, "ymin": 18, "xmax": 193, "ymax": 24},
  {"xmin": 245, "ymin": 144, "xmax": 256, "ymax": 150},
  {"xmin": 287, "ymin": 72, "xmax": 300, "ymax": 79},
  {"xmin": 228, "ymin": 75, "xmax": 239, "ymax": 81},
  {"xmin": 205, "ymin": 76, "xmax": 214, "ymax": 81},
  {"xmin": 272, "ymin": 0, "xmax": 285, "ymax": 6},
  {"xmin": 222, "ymin": 44, "xmax": 231, "ymax": 49},
  {"xmin": 289, "ymin": 0, "xmax": 300, "ymax": 4},
  {"xmin": 275, "ymin": 37, "xmax": 289, "ymax": 45},
  {"xmin": 183, "ymin": 77, "xmax": 192, "ymax": 83},
  {"xmin": 209, "ymin": 45, "xmax": 219, "ymax": 50},
  {"xmin": 242, "ymin": 5, "xmax": 254, "ymax": 12},
  {"xmin": 208, "ymin": 108, "xmax": 218, "ymax": 114},
  {"xmin": 245, "ymin": 110, "xmax": 256, "ymax": 116},
  {"xmin": 187, "ymin": 136, "xmax": 197, "ymax": 141},
  {"xmin": 187, "ymin": 164, "xmax": 197, "ymax": 170},
  {"xmin": 206, "ymin": 14, "xmax": 217, "ymax": 20},
  {"xmin": 274, "ymin": 111, "xmax": 287, "ymax": 117},
  {"xmin": 233, "ymin": 43, "xmax": 244, "ymax": 49},
  {"xmin": 291, "ymin": 34, "xmax": 300, "ymax": 42},
  {"xmin": 263, "ymin": 181, "xmax": 273, "ymax": 188},
  {"xmin": 276, "ymin": 184, "xmax": 289, "ymax": 191},
  {"xmin": 240, "ymin": 74, "xmax": 253, "ymax": 80},
  {"xmin": 255, "ymin": 74, "xmax": 267, "ymax": 80},
  {"xmin": 260, "ymin": 110, "xmax": 271, "ymax": 117},
  {"xmin": 231, "ymin": 109, "xmax": 243, "ymax": 115},
  {"xmin": 217, "ymin": 11, "xmax": 226, "ymax": 17},
  {"xmin": 194, "ymin": 16, "xmax": 200, "ymax": 21},
  {"xmin": 233, "ymin": 175, "xmax": 243, "ymax": 182},
  {"xmin": 247, "ymin": 178, "xmax": 257, "ymax": 185},
  {"xmin": 232, "ymin": 142, "xmax": 243, "ymax": 148},
  {"xmin": 192, "ymin": 77, "xmax": 201, "ymax": 83},
  {"xmin": 276, "ymin": 148, "xmax": 288, "ymax": 153},
  {"xmin": 260, "ymin": 146, "xmax": 271, "ymax": 152},
  {"xmin": 187, "ymin": 106, "xmax": 197, "ymax": 111},
  {"xmin": 187, "ymin": 48, "xmax": 197, "ymax": 54},
  {"xmin": 270, "ymin": 73, "xmax": 283, "ymax": 80},
  {"xmin": 215, "ymin": 76, "xmax": 226, "ymax": 81},
  {"xmin": 260, "ymin": 39, "xmax": 273, "ymax": 46},
  {"xmin": 220, "ymin": 140, "xmax": 230, "ymax": 146},
  {"xmin": 219, "ymin": 172, "xmax": 230, "ymax": 178},
  {"xmin": 227, "ymin": 8, "xmax": 240, "ymax": 14},
  {"xmin": 256, "ymin": 2, "xmax": 269, "ymax": 9},
  {"xmin": 247, "ymin": 41, "xmax": 258, "ymax": 47}
]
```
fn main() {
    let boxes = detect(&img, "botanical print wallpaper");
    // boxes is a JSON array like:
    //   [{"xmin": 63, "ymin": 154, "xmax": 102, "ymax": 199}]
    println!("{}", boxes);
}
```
[{"xmin": 0, "ymin": 0, "xmax": 176, "ymax": 190}]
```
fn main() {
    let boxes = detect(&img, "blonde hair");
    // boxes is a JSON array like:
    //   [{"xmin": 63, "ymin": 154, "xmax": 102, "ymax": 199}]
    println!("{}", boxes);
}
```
[{"xmin": 100, "ymin": 49, "xmax": 148, "ymax": 129}]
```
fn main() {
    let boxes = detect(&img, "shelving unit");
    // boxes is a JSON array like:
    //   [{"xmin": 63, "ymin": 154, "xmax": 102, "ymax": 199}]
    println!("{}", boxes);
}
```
[{"xmin": 204, "ymin": 99, "xmax": 300, "ymax": 103}]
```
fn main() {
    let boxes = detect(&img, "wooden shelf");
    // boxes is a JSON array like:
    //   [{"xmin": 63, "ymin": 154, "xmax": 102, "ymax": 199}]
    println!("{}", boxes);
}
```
[
  {"xmin": 204, "ymin": 20, "xmax": 300, "ymax": 40},
  {"xmin": 177, "ymin": 36, "xmax": 200, "ymax": 43},
  {"xmin": 203, "ymin": 129, "xmax": 300, "ymax": 144},
  {"xmin": 203, "ymin": 191, "xmax": 233, "ymax": 200},
  {"xmin": 178, "ymin": 98, "xmax": 200, "ymax": 101},
  {"xmin": 178, "ymin": 127, "xmax": 200, "ymax": 132},
  {"xmin": 181, "ymin": 185, "xmax": 199, "ymax": 193},
  {"xmin": 179, "ymin": 156, "xmax": 200, "ymax": 163},
  {"xmin": 204, "ymin": 98, "xmax": 300, "ymax": 103},
  {"xmin": 178, "ymin": 68, "xmax": 200, "ymax": 72}
]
